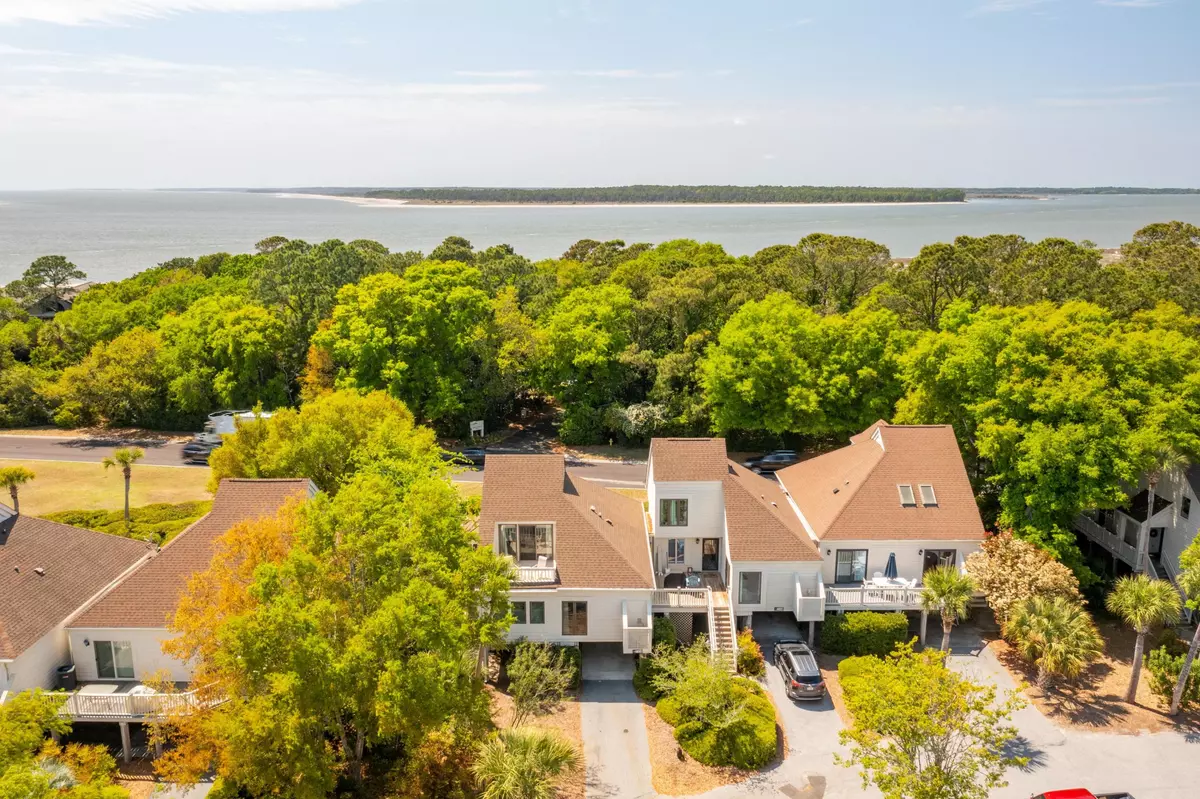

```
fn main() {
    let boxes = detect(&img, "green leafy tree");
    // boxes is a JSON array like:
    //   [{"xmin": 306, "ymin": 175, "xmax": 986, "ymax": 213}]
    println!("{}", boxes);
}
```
[
  {"xmin": 757, "ymin": 234, "xmax": 891, "ymax": 314},
  {"xmin": 20, "ymin": 255, "xmax": 87, "ymax": 303},
  {"xmin": 429, "ymin": 235, "xmax": 476, "ymax": 264},
  {"xmin": 1117, "ymin": 221, "xmax": 1200, "ymax": 314},
  {"xmin": 472, "ymin": 728, "xmax": 581, "ymax": 799},
  {"xmin": 507, "ymin": 642, "xmax": 576, "ymax": 726},
  {"xmin": 1105, "ymin": 574, "xmax": 1182, "ymax": 702},
  {"xmin": 1170, "ymin": 537, "xmax": 1200, "ymax": 714},
  {"xmin": 0, "ymin": 465, "xmax": 35, "ymax": 513},
  {"xmin": 207, "ymin": 389, "xmax": 444, "ymax": 494},
  {"xmin": 49, "ymin": 328, "xmax": 173, "ymax": 428},
  {"xmin": 157, "ymin": 466, "xmax": 512, "ymax": 795},
  {"xmin": 837, "ymin": 643, "xmax": 1025, "ymax": 799},
  {"xmin": 313, "ymin": 262, "xmax": 499, "ymax": 432},
  {"xmin": 102, "ymin": 447, "xmax": 144, "ymax": 524},
  {"xmin": 963, "ymin": 531, "xmax": 1082, "ymax": 625},
  {"xmin": 920, "ymin": 565, "xmax": 976, "ymax": 651},
  {"xmin": 1003, "ymin": 596, "xmax": 1103, "ymax": 689}
]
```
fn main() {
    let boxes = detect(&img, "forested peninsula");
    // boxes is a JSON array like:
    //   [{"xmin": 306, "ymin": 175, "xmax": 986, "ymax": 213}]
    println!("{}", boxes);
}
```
[
  {"xmin": 4, "ymin": 222, "xmax": 1200, "ymax": 583},
  {"xmin": 355, "ymin": 185, "xmax": 967, "ymax": 204}
]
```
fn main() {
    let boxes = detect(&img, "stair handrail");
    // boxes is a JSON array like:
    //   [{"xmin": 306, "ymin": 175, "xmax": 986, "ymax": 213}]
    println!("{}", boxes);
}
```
[{"xmin": 706, "ymin": 588, "xmax": 718, "ymax": 658}]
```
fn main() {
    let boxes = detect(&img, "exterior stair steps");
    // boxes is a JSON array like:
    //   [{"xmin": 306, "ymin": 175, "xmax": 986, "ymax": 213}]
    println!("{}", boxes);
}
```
[{"xmin": 711, "ymin": 605, "xmax": 737, "ymax": 672}]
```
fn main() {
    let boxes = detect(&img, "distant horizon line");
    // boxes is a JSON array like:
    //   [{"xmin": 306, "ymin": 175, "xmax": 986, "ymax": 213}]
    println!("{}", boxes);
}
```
[{"xmin": 3, "ymin": 184, "xmax": 1200, "ymax": 194}]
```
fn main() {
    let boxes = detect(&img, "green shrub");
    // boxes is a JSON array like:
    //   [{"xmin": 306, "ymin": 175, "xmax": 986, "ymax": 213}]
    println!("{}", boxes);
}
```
[
  {"xmin": 633, "ymin": 655, "xmax": 664, "ymax": 701},
  {"xmin": 736, "ymin": 630, "xmax": 765, "ymax": 677},
  {"xmin": 558, "ymin": 405, "xmax": 603, "ymax": 445},
  {"xmin": 656, "ymin": 694, "xmax": 682, "ymax": 726},
  {"xmin": 671, "ymin": 680, "xmax": 776, "ymax": 770},
  {"xmin": 1145, "ymin": 646, "xmax": 1200, "ymax": 709},
  {"xmin": 1154, "ymin": 629, "xmax": 1189, "ymax": 657},
  {"xmin": 652, "ymin": 616, "xmax": 677, "ymax": 649},
  {"xmin": 552, "ymin": 644, "xmax": 582, "ymax": 689},
  {"xmin": 508, "ymin": 642, "xmax": 576, "ymax": 725},
  {"xmin": 44, "ymin": 501, "xmax": 212, "ymax": 545},
  {"xmin": 821, "ymin": 612, "xmax": 909, "ymax": 657},
  {"xmin": 836, "ymin": 655, "xmax": 879, "ymax": 692}
]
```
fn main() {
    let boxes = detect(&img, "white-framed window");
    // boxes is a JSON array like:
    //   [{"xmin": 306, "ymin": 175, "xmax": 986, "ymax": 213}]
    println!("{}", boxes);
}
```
[
  {"xmin": 898, "ymin": 484, "xmax": 916, "ymax": 506},
  {"xmin": 500, "ymin": 524, "xmax": 554, "ymax": 562},
  {"xmin": 660, "ymin": 499, "xmax": 688, "ymax": 527},
  {"xmin": 94, "ymin": 640, "xmax": 134, "ymax": 680},
  {"xmin": 667, "ymin": 538, "xmax": 686, "ymax": 565},
  {"xmin": 563, "ymin": 601, "xmax": 588, "ymax": 635},
  {"xmin": 739, "ymin": 571, "xmax": 762, "ymax": 604},
  {"xmin": 511, "ymin": 600, "xmax": 546, "ymax": 625},
  {"xmin": 919, "ymin": 484, "xmax": 937, "ymax": 506}
]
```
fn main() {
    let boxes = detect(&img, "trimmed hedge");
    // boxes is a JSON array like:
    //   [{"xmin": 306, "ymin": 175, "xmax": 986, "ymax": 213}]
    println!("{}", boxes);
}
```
[
  {"xmin": 44, "ymin": 501, "xmax": 212, "ymax": 545},
  {"xmin": 821, "ymin": 612, "xmax": 909, "ymax": 657},
  {"xmin": 663, "ymin": 679, "xmax": 776, "ymax": 770}
]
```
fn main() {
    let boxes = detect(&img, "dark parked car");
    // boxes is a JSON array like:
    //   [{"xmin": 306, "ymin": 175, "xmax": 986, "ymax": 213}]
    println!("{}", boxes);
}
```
[
  {"xmin": 444, "ymin": 447, "xmax": 486, "ymax": 469},
  {"xmin": 181, "ymin": 441, "xmax": 217, "ymax": 465},
  {"xmin": 774, "ymin": 640, "xmax": 825, "ymax": 701},
  {"xmin": 742, "ymin": 450, "xmax": 800, "ymax": 473}
]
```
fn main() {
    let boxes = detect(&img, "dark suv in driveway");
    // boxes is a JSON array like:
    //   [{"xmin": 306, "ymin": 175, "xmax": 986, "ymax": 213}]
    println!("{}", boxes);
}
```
[
  {"xmin": 774, "ymin": 640, "xmax": 826, "ymax": 701},
  {"xmin": 743, "ymin": 450, "xmax": 800, "ymax": 474}
]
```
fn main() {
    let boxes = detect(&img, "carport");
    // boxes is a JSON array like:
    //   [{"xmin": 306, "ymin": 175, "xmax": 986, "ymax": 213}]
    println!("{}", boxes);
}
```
[{"xmin": 579, "ymin": 642, "xmax": 635, "ymax": 681}]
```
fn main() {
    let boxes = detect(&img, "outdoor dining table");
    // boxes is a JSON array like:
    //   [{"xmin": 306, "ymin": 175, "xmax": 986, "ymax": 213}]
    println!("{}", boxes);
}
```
[{"xmin": 869, "ymin": 577, "xmax": 908, "ymax": 588}]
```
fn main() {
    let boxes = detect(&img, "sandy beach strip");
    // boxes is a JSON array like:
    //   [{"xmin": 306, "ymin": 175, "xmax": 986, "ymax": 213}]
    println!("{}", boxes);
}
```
[{"xmin": 271, "ymin": 192, "xmax": 971, "ymax": 209}]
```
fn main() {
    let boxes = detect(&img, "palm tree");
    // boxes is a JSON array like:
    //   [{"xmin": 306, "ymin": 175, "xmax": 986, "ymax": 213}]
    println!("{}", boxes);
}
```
[
  {"xmin": 1170, "ymin": 538, "xmax": 1200, "ymax": 715},
  {"xmin": 1135, "ymin": 441, "xmax": 1187, "ymax": 573},
  {"xmin": 920, "ymin": 564, "xmax": 976, "ymax": 651},
  {"xmin": 1004, "ymin": 596, "xmax": 1104, "ymax": 690},
  {"xmin": 102, "ymin": 447, "xmax": 144, "ymax": 524},
  {"xmin": 1105, "ymin": 574, "xmax": 1181, "ymax": 703},
  {"xmin": 0, "ymin": 465, "xmax": 35, "ymax": 514},
  {"xmin": 472, "ymin": 728, "xmax": 581, "ymax": 799}
]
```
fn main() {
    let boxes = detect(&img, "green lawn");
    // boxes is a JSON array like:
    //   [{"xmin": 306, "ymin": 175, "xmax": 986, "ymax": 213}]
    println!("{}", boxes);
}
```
[{"xmin": 1, "ymin": 458, "xmax": 212, "ymax": 516}]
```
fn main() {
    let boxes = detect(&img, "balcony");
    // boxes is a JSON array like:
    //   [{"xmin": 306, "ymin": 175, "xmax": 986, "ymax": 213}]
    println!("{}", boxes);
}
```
[
  {"xmin": 652, "ymin": 571, "xmax": 722, "ymax": 610},
  {"xmin": 58, "ymin": 681, "xmax": 209, "ymax": 721},
  {"xmin": 622, "ymin": 600, "xmax": 653, "ymax": 654},
  {"xmin": 1075, "ymin": 511, "xmax": 1140, "ymax": 569},
  {"xmin": 824, "ymin": 582, "xmax": 927, "ymax": 611},
  {"xmin": 508, "ymin": 558, "xmax": 559, "ymax": 586}
]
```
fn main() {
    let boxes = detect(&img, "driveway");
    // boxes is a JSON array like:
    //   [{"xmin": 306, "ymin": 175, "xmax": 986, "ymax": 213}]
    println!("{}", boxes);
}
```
[
  {"xmin": 580, "ymin": 680, "xmax": 655, "ymax": 799},
  {"xmin": 945, "ymin": 626, "xmax": 1200, "ymax": 799}
]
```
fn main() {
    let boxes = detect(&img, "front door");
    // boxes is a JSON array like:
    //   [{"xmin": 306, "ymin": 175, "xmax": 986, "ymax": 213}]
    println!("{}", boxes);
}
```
[
  {"xmin": 1150, "ymin": 527, "xmax": 1165, "ymax": 557},
  {"xmin": 702, "ymin": 538, "xmax": 720, "ymax": 571}
]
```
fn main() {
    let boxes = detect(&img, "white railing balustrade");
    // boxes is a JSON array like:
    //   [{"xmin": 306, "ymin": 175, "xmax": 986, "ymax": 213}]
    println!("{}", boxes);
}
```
[
  {"xmin": 60, "ymin": 689, "xmax": 207, "ymax": 720},
  {"xmin": 825, "ymin": 584, "xmax": 926, "ymax": 610},
  {"xmin": 651, "ymin": 588, "xmax": 709, "ymax": 608},
  {"xmin": 512, "ymin": 565, "xmax": 558, "ymax": 584}
]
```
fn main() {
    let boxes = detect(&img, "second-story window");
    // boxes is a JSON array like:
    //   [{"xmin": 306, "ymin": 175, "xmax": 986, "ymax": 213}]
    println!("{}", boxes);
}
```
[
  {"xmin": 500, "ymin": 524, "xmax": 554, "ymax": 562},
  {"xmin": 660, "ymin": 498, "xmax": 688, "ymax": 527}
]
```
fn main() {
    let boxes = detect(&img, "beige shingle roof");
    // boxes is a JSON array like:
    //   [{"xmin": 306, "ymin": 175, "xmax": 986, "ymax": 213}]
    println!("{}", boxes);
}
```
[
  {"xmin": 776, "ymin": 421, "xmax": 985, "ymax": 542},
  {"xmin": 71, "ymin": 479, "xmax": 313, "ymax": 629},
  {"xmin": 478, "ymin": 455, "xmax": 653, "ymax": 589},
  {"xmin": 723, "ymin": 462, "xmax": 823, "ymax": 562},
  {"xmin": 0, "ymin": 514, "xmax": 153, "ymax": 660},
  {"xmin": 649, "ymin": 438, "xmax": 728, "ymax": 482}
]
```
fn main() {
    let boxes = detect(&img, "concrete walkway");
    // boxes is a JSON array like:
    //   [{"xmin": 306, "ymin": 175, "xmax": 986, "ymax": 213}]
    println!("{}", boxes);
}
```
[{"xmin": 580, "ymin": 680, "xmax": 656, "ymax": 799}]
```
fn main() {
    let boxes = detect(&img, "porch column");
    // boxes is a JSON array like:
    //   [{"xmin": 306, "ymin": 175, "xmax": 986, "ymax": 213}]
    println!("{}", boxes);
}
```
[
  {"xmin": 919, "ymin": 610, "xmax": 929, "ymax": 649},
  {"xmin": 118, "ymin": 722, "xmax": 132, "ymax": 764},
  {"xmin": 807, "ymin": 620, "xmax": 815, "ymax": 647}
]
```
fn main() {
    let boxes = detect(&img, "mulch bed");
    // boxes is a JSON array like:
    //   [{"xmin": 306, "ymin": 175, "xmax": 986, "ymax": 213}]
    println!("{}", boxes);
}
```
[{"xmin": 489, "ymin": 686, "xmax": 585, "ymax": 799}]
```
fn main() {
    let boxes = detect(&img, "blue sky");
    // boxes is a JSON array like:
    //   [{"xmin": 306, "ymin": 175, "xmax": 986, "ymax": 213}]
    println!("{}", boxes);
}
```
[{"xmin": 0, "ymin": 0, "xmax": 1196, "ymax": 189}]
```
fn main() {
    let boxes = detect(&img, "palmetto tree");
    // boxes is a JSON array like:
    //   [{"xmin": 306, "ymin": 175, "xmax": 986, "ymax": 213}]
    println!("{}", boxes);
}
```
[
  {"xmin": 920, "ymin": 564, "xmax": 976, "ymax": 651},
  {"xmin": 472, "ymin": 728, "xmax": 581, "ymax": 799},
  {"xmin": 1134, "ymin": 440, "xmax": 1187, "ymax": 573},
  {"xmin": 1106, "ymin": 575, "xmax": 1181, "ymax": 703},
  {"xmin": 102, "ymin": 447, "xmax": 144, "ymax": 524},
  {"xmin": 1004, "ymin": 596, "xmax": 1103, "ymax": 690},
  {"xmin": 0, "ymin": 465, "xmax": 35, "ymax": 514}
]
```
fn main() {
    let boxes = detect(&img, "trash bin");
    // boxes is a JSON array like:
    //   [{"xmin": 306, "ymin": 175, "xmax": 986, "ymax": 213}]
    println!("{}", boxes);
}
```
[{"xmin": 56, "ymin": 664, "xmax": 77, "ymax": 691}]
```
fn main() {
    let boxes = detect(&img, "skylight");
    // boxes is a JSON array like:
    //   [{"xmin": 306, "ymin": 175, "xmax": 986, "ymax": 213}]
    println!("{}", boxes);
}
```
[
  {"xmin": 919, "ymin": 484, "xmax": 937, "ymax": 506},
  {"xmin": 898, "ymin": 484, "xmax": 916, "ymax": 506}
]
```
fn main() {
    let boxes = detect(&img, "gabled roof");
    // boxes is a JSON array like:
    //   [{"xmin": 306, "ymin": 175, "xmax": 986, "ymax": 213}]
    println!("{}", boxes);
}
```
[
  {"xmin": 723, "ymin": 462, "xmax": 822, "ymax": 562},
  {"xmin": 0, "ymin": 513, "xmax": 153, "ymax": 660},
  {"xmin": 649, "ymin": 438, "xmax": 728, "ymax": 482},
  {"xmin": 776, "ymin": 421, "xmax": 986, "ymax": 542},
  {"xmin": 70, "ymin": 479, "xmax": 314, "ymax": 629},
  {"xmin": 478, "ymin": 455, "xmax": 654, "ymax": 590}
]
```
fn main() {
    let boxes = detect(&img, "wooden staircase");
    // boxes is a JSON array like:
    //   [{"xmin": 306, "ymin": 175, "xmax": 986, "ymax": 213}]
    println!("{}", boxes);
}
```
[{"xmin": 711, "ymin": 603, "xmax": 737, "ymax": 671}]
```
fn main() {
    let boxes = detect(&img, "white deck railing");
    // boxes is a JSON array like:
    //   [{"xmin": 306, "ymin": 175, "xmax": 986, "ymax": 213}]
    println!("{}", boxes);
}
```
[
  {"xmin": 512, "ymin": 565, "xmax": 558, "ymax": 584},
  {"xmin": 60, "ymin": 689, "xmax": 205, "ymax": 720},
  {"xmin": 621, "ymin": 600, "xmax": 653, "ymax": 654},
  {"xmin": 1075, "ymin": 514, "xmax": 1139, "ymax": 567},
  {"xmin": 651, "ymin": 588, "xmax": 709, "ymax": 609},
  {"xmin": 825, "ymin": 583, "xmax": 926, "ymax": 610}
]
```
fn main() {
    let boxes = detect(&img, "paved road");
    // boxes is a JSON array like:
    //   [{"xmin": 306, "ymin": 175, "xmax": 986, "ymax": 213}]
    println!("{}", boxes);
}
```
[
  {"xmin": 0, "ymin": 435, "xmax": 649, "ymax": 484},
  {"xmin": 0, "ymin": 434, "xmax": 194, "ymax": 467}
]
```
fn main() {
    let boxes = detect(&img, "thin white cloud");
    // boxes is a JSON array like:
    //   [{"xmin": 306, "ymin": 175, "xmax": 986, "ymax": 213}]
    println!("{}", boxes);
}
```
[
  {"xmin": 1097, "ymin": 0, "xmax": 1165, "ymax": 6},
  {"xmin": 454, "ymin": 70, "xmax": 541, "ymax": 79},
  {"xmin": 1038, "ymin": 95, "xmax": 1169, "ymax": 107},
  {"xmin": 973, "ymin": 0, "xmax": 1053, "ymax": 13},
  {"xmin": 0, "ymin": 0, "xmax": 366, "ymax": 26},
  {"xmin": 574, "ymin": 69, "xmax": 640, "ymax": 78}
]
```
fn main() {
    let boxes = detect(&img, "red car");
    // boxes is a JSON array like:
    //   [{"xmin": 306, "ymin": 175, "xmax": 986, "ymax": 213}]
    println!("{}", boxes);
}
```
[{"xmin": 1032, "ymin": 787, "xmax": 1132, "ymax": 791}]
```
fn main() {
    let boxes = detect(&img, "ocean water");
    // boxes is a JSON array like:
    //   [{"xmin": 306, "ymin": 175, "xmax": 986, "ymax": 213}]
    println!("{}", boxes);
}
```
[{"xmin": 2, "ymin": 190, "xmax": 1199, "ymax": 283}]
